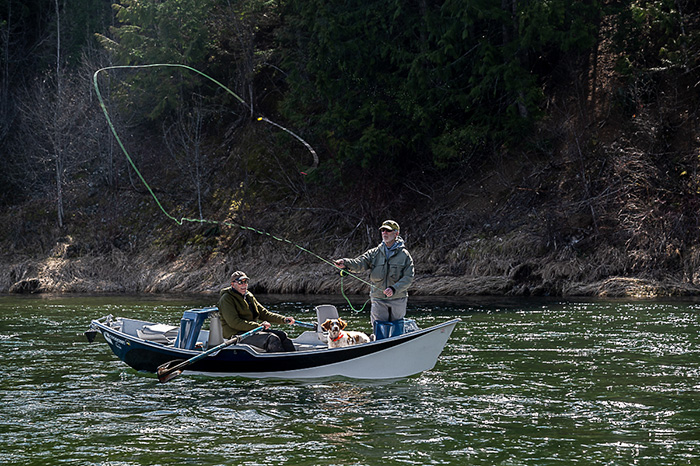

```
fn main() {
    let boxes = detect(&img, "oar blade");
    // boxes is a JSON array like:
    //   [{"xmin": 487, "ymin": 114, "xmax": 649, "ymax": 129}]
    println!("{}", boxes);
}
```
[
  {"xmin": 158, "ymin": 368, "xmax": 183, "ymax": 383},
  {"xmin": 156, "ymin": 359, "xmax": 186, "ymax": 384}
]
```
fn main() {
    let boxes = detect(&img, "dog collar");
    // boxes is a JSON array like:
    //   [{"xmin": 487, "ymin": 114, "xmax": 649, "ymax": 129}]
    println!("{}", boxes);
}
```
[{"xmin": 331, "ymin": 331, "xmax": 344, "ymax": 342}]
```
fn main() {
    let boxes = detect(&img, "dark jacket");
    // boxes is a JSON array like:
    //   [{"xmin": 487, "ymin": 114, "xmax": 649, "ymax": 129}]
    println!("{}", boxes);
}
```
[
  {"xmin": 341, "ymin": 238, "xmax": 414, "ymax": 300},
  {"xmin": 217, "ymin": 287, "xmax": 286, "ymax": 338}
]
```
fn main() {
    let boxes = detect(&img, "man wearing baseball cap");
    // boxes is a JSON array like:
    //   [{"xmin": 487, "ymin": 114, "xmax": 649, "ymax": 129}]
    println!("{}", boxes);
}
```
[
  {"xmin": 217, "ymin": 270, "xmax": 296, "ymax": 352},
  {"xmin": 334, "ymin": 220, "xmax": 414, "ymax": 326}
]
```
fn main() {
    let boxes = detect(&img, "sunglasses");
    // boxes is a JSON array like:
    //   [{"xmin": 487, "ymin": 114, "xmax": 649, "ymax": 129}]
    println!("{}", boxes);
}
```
[{"xmin": 234, "ymin": 278, "xmax": 249, "ymax": 285}]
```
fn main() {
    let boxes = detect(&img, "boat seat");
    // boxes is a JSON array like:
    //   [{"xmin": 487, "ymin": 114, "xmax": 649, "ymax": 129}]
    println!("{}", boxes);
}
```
[
  {"xmin": 315, "ymin": 304, "xmax": 339, "ymax": 330},
  {"xmin": 137, "ymin": 323, "xmax": 178, "ymax": 344},
  {"xmin": 239, "ymin": 343, "xmax": 267, "ymax": 353}
]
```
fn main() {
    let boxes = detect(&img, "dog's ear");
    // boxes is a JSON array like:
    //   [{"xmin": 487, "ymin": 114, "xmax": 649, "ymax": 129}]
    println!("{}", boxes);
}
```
[
  {"xmin": 338, "ymin": 318, "xmax": 347, "ymax": 329},
  {"xmin": 321, "ymin": 319, "xmax": 332, "ymax": 331}
]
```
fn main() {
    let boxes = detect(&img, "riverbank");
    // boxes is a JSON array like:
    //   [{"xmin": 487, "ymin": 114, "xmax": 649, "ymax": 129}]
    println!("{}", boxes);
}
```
[
  {"xmin": 3, "ymin": 240, "xmax": 699, "ymax": 299},
  {"xmin": 3, "ymin": 125, "xmax": 699, "ymax": 301}
]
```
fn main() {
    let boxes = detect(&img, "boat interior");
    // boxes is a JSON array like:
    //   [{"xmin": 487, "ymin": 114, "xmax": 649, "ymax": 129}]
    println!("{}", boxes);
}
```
[
  {"xmin": 96, "ymin": 305, "xmax": 345, "ymax": 353},
  {"xmin": 94, "ymin": 304, "xmax": 420, "ymax": 354}
]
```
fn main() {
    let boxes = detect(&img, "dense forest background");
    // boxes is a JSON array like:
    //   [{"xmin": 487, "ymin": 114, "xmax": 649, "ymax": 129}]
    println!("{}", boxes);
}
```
[{"xmin": 0, "ymin": 0, "xmax": 699, "ymax": 298}]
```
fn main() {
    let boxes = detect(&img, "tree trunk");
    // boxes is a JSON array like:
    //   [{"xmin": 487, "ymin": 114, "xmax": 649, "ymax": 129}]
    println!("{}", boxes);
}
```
[
  {"xmin": 55, "ymin": 155, "xmax": 64, "ymax": 227},
  {"xmin": 54, "ymin": 0, "xmax": 64, "ymax": 227}
]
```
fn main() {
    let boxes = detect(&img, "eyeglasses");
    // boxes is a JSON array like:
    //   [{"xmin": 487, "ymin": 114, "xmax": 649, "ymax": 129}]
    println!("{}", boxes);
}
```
[{"xmin": 234, "ymin": 279, "xmax": 249, "ymax": 285}]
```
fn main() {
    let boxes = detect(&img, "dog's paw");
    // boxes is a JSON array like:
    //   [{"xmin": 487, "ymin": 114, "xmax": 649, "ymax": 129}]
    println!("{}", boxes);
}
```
[{"xmin": 370, "ymin": 334, "xmax": 376, "ymax": 342}]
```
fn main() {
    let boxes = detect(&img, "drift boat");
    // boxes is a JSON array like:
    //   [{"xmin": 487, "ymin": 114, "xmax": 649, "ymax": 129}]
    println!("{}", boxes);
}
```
[{"xmin": 85, "ymin": 305, "xmax": 460, "ymax": 380}]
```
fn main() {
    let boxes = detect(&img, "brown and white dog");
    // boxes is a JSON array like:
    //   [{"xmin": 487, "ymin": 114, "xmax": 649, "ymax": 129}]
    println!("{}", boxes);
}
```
[{"xmin": 321, "ymin": 318, "xmax": 372, "ymax": 348}]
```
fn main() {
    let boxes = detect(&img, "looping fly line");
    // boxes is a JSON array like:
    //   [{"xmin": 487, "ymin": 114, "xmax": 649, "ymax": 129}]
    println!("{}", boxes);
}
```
[{"xmin": 92, "ymin": 63, "xmax": 374, "ymax": 296}]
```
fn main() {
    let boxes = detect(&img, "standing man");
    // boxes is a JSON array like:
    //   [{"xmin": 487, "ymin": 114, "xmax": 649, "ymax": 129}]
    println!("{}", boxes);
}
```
[
  {"xmin": 218, "ymin": 271, "xmax": 296, "ymax": 352},
  {"xmin": 334, "ymin": 220, "xmax": 414, "ymax": 325}
]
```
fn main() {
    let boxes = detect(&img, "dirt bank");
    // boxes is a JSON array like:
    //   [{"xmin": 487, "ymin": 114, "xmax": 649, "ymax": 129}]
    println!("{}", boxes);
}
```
[{"xmin": 3, "ymin": 239, "xmax": 699, "ymax": 299}]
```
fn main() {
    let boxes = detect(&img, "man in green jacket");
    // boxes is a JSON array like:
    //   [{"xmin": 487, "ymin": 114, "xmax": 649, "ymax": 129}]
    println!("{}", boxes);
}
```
[
  {"xmin": 218, "ymin": 271, "xmax": 296, "ymax": 352},
  {"xmin": 334, "ymin": 220, "xmax": 414, "ymax": 325}
]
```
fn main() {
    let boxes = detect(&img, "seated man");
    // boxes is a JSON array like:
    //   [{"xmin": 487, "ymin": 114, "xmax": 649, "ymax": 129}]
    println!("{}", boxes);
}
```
[{"xmin": 218, "ymin": 271, "xmax": 296, "ymax": 352}]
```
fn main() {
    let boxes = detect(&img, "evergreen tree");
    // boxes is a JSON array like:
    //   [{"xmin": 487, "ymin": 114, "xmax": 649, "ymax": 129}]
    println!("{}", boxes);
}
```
[{"xmin": 277, "ymin": 0, "xmax": 602, "ymax": 181}]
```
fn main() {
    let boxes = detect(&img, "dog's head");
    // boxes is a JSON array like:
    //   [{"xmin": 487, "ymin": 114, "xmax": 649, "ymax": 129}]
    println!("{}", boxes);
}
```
[{"xmin": 321, "ymin": 318, "xmax": 347, "ymax": 335}]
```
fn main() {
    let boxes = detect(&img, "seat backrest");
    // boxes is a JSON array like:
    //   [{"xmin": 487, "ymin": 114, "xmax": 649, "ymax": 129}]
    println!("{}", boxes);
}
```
[
  {"xmin": 315, "ymin": 304, "xmax": 339, "ymax": 330},
  {"xmin": 207, "ymin": 312, "xmax": 224, "ymax": 347}
]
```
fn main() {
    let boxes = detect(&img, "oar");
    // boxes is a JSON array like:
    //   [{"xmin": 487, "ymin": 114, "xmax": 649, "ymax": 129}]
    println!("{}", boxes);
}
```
[
  {"xmin": 156, "ymin": 325, "xmax": 264, "ymax": 383},
  {"xmin": 293, "ymin": 320, "xmax": 317, "ymax": 330}
]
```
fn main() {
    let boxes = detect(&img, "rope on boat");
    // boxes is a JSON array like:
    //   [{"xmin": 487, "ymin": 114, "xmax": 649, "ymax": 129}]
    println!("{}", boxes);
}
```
[{"xmin": 92, "ymin": 63, "xmax": 376, "ymax": 296}]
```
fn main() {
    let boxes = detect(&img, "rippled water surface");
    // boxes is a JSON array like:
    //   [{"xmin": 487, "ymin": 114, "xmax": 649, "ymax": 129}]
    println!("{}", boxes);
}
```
[{"xmin": 1, "ymin": 295, "xmax": 699, "ymax": 465}]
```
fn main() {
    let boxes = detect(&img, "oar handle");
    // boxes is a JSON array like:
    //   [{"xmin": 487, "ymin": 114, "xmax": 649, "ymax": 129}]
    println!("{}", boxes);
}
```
[{"xmin": 293, "ymin": 321, "xmax": 317, "ymax": 330}]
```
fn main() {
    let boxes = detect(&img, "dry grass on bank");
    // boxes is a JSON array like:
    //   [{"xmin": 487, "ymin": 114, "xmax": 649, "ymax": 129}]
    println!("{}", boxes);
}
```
[{"xmin": 3, "ymin": 231, "xmax": 700, "ymax": 299}]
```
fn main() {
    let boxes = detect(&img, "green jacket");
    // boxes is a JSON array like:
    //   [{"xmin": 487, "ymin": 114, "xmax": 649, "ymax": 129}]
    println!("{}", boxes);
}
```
[
  {"xmin": 341, "ymin": 238, "xmax": 414, "ymax": 300},
  {"xmin": 217, "ymin": 288, "xmax": 286, "ymax": 338}
]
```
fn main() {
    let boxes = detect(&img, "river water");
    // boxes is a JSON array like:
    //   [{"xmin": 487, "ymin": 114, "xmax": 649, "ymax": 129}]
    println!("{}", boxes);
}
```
[{"xmin": 1, "ymin": 295, "xmax": 699, "ymax": 465}]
